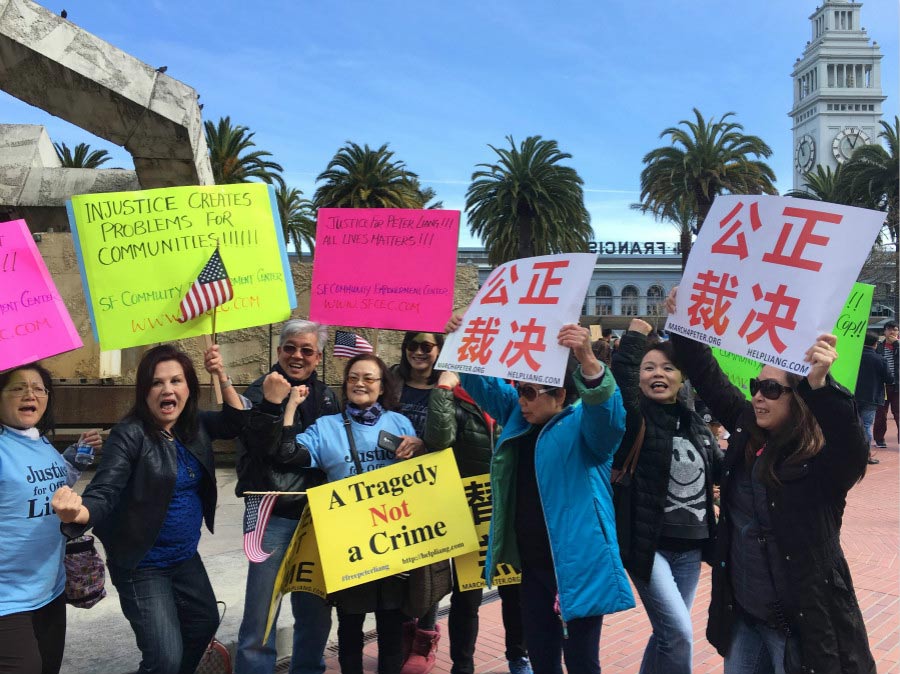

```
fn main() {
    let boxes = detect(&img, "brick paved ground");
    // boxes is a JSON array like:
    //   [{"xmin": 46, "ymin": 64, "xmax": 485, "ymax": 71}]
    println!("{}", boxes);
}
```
[{"xmin": 327, "ymin": 424, "xmax": 899, "ymax": 674}]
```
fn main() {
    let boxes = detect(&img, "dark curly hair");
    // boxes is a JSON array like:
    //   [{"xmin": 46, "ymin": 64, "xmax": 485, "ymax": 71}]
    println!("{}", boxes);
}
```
[
  {"xmin": 342, "ymin": 354, "xmax": 401, "ymax": 411},
  {"xmin": 129, "ymin": 344, "xmax": 201, "ymax": 441},
  {"xmin": 0, "ymin": 363, "xmax": 55, "ymax": 436}
]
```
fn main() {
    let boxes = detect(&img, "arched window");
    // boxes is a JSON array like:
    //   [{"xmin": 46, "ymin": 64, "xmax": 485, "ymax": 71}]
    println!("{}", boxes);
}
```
[
  {"xmin": 595, "ymin": 285, "xmax": 613, "ymax": 316},
  {"xmin": 647, "ymin": 285, "xmax": 666, "ymax": 316},
  {"xmin": 621, "ymin": 285, "xmax": 639, "ymax": 317}
]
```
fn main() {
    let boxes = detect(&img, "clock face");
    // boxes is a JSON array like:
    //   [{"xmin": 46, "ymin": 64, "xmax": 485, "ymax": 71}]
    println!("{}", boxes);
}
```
[
  {"xmin": 832, "ymin": 127, "xmax": 871, "ymax": 164},
  {"xmin": 795, "ymin": 134, "xmax": 816, "ymax": 173}
]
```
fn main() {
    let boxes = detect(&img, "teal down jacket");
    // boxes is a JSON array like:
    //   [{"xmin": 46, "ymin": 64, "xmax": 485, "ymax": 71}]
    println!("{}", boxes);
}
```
[{"xmin": 459, "ymin": 368, "xmax": 634, "ymax": 622}]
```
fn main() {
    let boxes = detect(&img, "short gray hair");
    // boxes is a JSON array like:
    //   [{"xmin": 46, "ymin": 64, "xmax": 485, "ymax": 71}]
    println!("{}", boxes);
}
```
[{"xmin": 279, "ymin": 319, "xmax": 329, "ymax": 352}]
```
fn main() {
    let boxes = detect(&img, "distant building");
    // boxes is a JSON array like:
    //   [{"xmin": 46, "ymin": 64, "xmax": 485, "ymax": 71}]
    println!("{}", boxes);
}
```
[{"xmin": 790, "ymin": 0, "xmax": 886, "ymax": 189}]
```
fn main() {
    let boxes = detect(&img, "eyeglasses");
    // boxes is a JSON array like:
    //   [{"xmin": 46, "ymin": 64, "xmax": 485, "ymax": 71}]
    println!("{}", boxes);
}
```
[
  {"xmin": 347, "ymin": 374, "xmax": 382, "ymax": 385},
  {"xmin": 516, "ymin": 385, "xmax": 555, "ymax": 401},
  {"xmin": 406, "ymin": 341, "xmax": 437, "ymax": 354},
  {"xmin": 2, "ymin": 384, "xmax": 49, "ymax": 398},
  {"xmin": 281, "ymin": 344, "xmax": 318, "ymax": 357},
  {"xmin": 749, "ymin": 378, "xmax": 792, "ymax": 401}
]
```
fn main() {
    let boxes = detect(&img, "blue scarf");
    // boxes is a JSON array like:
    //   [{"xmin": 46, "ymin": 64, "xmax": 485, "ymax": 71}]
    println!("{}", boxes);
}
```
[{"xmin": 345, "ymin": 402, "xmax": 384, "ymax": 426}]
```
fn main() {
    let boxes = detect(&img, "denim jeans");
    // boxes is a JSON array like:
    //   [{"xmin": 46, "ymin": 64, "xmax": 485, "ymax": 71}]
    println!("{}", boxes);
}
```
[
  {"xmin": 108, "ymin": 553, "xmax": 220, "ymax": 674},
  {"xmin": 629, "ymin": 548, "xmax": 702, "ymax": 674},
  {"xmin": 724, "ymin": 615, "xmax": 786, "ymax": 674},
  {"xmin": 235, "ymin": 515, "xmax": 332, "ymax": 674},
  {"xmin": 519, "ymin": 564, "xmax": 603, "ymax": 674},
  {"xmin": 858, "ymin": 404, "xmax": 878, "ymax": 447}
]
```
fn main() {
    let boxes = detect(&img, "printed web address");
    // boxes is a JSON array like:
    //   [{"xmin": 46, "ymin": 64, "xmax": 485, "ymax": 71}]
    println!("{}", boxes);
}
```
[{"xmin": 402, "ymin": 542, "xmax": 466, "ymax": 565}]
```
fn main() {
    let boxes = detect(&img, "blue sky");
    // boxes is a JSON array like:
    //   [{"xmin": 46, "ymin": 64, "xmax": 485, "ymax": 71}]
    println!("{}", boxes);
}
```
[{"xmin": 4, "ymin": 0, "xmax": 898, "ymax": 247}]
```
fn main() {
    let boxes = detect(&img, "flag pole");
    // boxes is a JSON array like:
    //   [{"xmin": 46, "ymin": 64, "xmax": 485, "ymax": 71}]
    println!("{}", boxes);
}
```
[{"xmin": 207, "ymin": 242, "xmax": 223, "ymax": 405}]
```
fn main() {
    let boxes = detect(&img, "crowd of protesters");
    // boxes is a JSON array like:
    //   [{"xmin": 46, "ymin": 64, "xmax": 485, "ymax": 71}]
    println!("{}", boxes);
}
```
[{"xmin": 1, "ymin": 307, "xmax": 894, "ymax": 674}]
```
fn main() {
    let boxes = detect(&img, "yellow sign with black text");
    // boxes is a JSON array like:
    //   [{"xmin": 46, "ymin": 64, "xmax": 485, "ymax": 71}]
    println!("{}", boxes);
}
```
[
  {"xmin": 307, "ymin": 449, "xmax": 478, "ymax": 593},
  {"xmin": 264, "ymin": 504, "xmax": 325, "ymax": 642},
  {"xmin": 454, "ymin": 474, "xmax": 522, "ymax": 590}
]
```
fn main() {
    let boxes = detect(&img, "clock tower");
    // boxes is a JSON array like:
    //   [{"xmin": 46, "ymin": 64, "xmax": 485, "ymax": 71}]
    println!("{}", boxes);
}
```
[{"xmin": 789, "ymin": 0, "xmax": 886, "ymax": 190}]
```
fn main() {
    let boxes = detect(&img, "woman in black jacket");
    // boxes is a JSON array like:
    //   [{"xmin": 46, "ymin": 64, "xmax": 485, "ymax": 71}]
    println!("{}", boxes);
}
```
[
  {"xmin": 52, "ymin": 344, "xmax": 247, "ymax": 674},
  {"xmin": 610, "ymin": 318, "xmax": 721, "ymax": 674},
  {"xmin": 666, "ymin": 288, "xmax": 875, "ymax": 674}
]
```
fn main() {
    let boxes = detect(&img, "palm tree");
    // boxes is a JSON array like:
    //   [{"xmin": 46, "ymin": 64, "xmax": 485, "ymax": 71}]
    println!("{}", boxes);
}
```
[
  {"xmin": 634, "ymin": 108, "xmax": 777, "ymax": 266},
  {"xmin": 465, "ymin": 135, "xmax": 592, "ymax": 266},
  {"xmin": 632, "ymin": 196, "xmax": 697, "ymax": 270},
  {"xmin": 204, "ymin": 116, "xmax": 284, "ymax": 188},
  {"xmin": 842, "ymin": 117, "xmax": 899, "ymax": 245},
  {"xmin": 784, "ymin": 165, "xmax": 849, "ymax": 204},
  {"xmin": 406, "ymin": 177, "xmax": 444, "ymax": 209},
  {"xmin": 275, "ymin": 185, "xmax": 316, "ymax": 256},
  {"xmin": 54, "ymin": 142, "xmax": 111, "ymax": 168},
  {"xmin": 313, "ymin": 142, "xmax": 421, "ymax": 209}
]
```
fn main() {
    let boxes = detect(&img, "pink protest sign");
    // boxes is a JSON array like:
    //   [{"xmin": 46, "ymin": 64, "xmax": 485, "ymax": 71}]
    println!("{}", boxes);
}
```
[
  {"xmin": 309, "ymin": 209, "xmax": 460, "ymax": 331},
  {"xmin": 0, "ymin": 220, "xmax": 83, "ymax": 370}
]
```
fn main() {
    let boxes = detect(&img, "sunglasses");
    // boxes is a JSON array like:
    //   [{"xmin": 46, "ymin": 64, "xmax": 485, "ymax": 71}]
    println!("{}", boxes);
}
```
[
  {"xmin": 516, "ymin": 385, "xmax": 555, "ymax": 401},
  {"xmin": 281, "ymin": 344, "xmax": 318, "ymax": 357},
  {"xmin": 406, "ymin": 341, "xmax": 437, "ymax": 354},
  {"xmin": 749, "ymin": 378, "xmax": 792, "ymax": 401}
]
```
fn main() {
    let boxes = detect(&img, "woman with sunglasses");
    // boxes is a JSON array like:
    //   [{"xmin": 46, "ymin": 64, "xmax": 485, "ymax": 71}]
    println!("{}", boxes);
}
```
[
  {"xmin": 443, "ymin": 317, "xmax": 632, "ymax": 674},
  {"xmin": 392, "ymin": 331, "xmax": 445, "ymax": 674},
  {"xmin": 665, "ymin": 288, "xmax": 874, "ymax": 674},
  {"xmin": 51, "ymin": 344, "xmax": 248, "ymax": 674},
  {"xmin": 264, "ymin": 353, "xmax": 424, "ymax": 674},
  {"xmin": 609, "ymin": 318, "xmax": 722, "ymax": 674},
  {"xmin": 0, "ymin": 364, "xmax": 102, "ymax": 674}
]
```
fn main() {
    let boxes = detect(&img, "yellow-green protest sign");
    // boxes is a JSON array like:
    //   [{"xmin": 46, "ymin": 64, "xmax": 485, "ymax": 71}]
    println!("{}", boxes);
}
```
[
  {"xmin": 454, "ymin": 474, "xmax": 521, "ymax": 590},
  {"xmin": 264, "ymin": 505, "xmax": 326, "ymax": 643},
  {"xmin": 713, "ymin": 282, "xmax": 874, "ymax": 399},
  {"xmin": 306, "ymin": 449, "xmax": 478, "ymax": 593},
  {"xmin": 66, "ymin": 184, "xmax": 295, "ymax": 349}
]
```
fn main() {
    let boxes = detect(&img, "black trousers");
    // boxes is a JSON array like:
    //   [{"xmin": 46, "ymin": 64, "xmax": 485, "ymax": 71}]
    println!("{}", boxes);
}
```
[
  {"xmin": 0, "ymin": 593, "xmax": 66, "ymax": 674},
  {"xmin": 338, "ymin": 607, "xmax": 406, "ymax": 674}
]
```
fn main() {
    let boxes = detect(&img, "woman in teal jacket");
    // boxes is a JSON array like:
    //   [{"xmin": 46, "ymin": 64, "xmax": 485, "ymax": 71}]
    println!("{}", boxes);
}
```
[{"xmin": 442, "ymin": 320, "xmax": 633, "ymax": 674}]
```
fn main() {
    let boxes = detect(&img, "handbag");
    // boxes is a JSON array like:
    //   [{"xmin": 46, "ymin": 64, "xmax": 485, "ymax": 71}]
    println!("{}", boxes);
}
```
[
  {"xmin": 610, "ymin": 420, "xmax": 645, "ymax": 560},
  {"xmin": 400, "ymin": 559, "xmax": 452, "ymax": 618},
  {"xmin": 64, "ymin": 535, "xmax": 107, "ymax": 609},
  {"xmin": 196, "ymin": 602, "xmax": 233, "ymax": 674}
]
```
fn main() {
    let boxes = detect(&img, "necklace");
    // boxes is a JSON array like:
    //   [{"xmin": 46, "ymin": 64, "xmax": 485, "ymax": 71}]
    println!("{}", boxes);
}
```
[{"xmin": 161, "ymin": 429, "xmax": 174, "ymax": 441}]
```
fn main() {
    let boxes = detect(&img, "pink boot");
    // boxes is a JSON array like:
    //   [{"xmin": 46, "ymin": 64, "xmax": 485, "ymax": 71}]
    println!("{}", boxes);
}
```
[{"xmin": 399, "ymin": 624, "xmax": 441, "ymax": 674}]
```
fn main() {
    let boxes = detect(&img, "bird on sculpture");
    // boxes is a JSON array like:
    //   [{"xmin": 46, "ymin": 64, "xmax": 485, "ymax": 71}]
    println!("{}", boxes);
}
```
[
  {"xmin": 60, "ymin": 8, "xmax": 67, "ymax": 18},
  {"xmin": 156, "ymin": 66, "xmax": 168, "ymax": 74}
]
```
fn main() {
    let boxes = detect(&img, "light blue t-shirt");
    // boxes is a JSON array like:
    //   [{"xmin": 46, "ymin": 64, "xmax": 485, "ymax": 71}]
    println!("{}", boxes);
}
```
[
  {"xmin": 0, "ymin": 428, "xmax": 68, "ymax": 615},
  {"xmin": 296, "ymin": 411, "xmax": 415, "ymax": 482}
]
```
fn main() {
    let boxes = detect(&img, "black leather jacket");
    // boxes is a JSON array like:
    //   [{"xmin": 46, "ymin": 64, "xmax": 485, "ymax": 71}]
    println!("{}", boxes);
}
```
[{"xmin": 64, "ymin": 406, "xmax": 245, "ymax": 569}]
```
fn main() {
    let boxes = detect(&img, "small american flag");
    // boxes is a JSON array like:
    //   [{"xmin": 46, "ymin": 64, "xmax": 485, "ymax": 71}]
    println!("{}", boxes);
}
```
[
  {"xmin": 176, "ymin": 249, "xmax": 233, "ymax": 323},
  {"xmin": 243, "ymin": 493, "xmax": 277, "ymax": 563},
  {"xmin": 334, "ymin": 330, "xmax": 374, "ymax": 358}
]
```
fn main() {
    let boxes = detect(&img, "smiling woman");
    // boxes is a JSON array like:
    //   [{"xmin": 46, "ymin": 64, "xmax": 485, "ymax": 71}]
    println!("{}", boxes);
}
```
[
  {"xmin": 51, "ymin": 343, "xmax": 249, "ymax": 674},
  {"xmin": 609, "ymin": 318, "xmax": 723, "ymax": 674}
]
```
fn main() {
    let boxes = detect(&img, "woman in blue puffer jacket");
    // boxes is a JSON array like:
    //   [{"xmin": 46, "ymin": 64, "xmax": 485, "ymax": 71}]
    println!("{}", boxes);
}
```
[{"xmin": 442, "ymin": 319, "xmax": 633, "ymax": 674}]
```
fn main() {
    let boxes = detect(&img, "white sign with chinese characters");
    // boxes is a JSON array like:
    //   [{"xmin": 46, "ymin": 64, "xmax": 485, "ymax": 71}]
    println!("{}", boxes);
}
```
[
  {"xmin": 436, "ymin": 253, "xmax": 596, "ymax": 385},
  {"xmin": 666, "ymin": 195, "xmax": 885, "ymax": 374}
]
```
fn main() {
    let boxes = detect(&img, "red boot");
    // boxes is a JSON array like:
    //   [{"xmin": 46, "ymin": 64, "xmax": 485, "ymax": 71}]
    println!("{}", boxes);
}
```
[{"xmin": 399, "ymin": 624, "xmax": 441, "ymax": 674}]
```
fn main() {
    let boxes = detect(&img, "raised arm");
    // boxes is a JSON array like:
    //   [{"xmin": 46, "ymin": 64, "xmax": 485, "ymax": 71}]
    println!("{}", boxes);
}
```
[
  {"xmin": 665, "ymin": 287, "xmax": 750, "ymax": 434},
  {"xmin": 610, "ymin": 320, "xmax": 653, "ymax": 467},
  {"xmin": 561, "ymin": 323, "xmax": 625, "ymax": 463},
  {"xmin": 800, "ymin": 334, "xmax": 869, "ymax": 494}
]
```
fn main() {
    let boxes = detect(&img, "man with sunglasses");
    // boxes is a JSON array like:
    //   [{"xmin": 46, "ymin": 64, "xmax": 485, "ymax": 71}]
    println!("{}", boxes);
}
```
[{"xmin": 234, "ymin": 320, "xmax": 338, "ymax": 674}]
